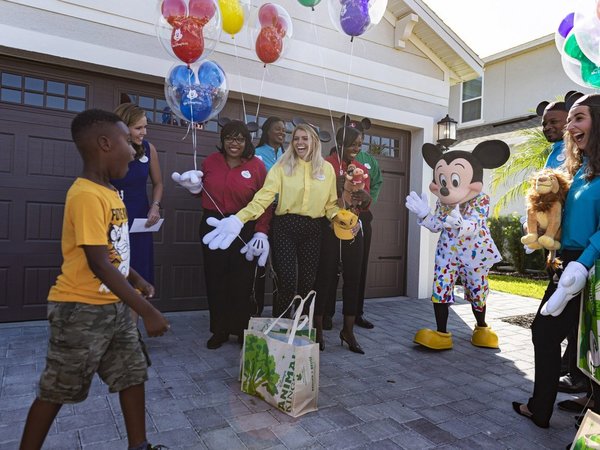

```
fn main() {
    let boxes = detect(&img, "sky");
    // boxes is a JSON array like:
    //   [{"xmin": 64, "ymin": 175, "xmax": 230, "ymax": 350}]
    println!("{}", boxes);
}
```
[{"xmin": 420, "ymin": 0, "xmax": 574, "ymax": 58}]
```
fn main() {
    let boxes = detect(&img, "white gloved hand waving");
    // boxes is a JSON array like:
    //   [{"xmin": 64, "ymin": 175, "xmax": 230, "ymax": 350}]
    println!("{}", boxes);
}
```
[
  {"xmin": 541, "ymin": 261, "xmax": 588, "ymax": 316},
  {"xmin": 240, "ymin": 232, "xmax": 270, "ymax": 267},
  {"xmin": 202, "ymin": 215, "xmax": 243, "ymax": 250},
  {"xmin": 405, "ymin": 191, "xmax": 430, "ymax": 219},
  {"xmin": 172, "ymin": 170, "xmax": 203, "ymax": 194},
  {"xmin": 444, "ymin": 205, "xmax": 463, "ymax": 230}
]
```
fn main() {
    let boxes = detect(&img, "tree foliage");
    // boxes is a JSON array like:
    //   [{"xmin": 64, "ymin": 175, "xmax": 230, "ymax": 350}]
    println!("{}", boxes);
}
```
[
  {"xmin": 242, "ymin": 334, "xmax": 279, "ymax": 397},
  {"xmin": 490, "ymin": 127, "xmax": 550, "ymax": 217}
]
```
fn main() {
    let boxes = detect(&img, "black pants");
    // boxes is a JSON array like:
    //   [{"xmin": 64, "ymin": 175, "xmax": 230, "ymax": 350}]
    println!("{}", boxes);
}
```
[
  {"xmin": 324, "ymin": 211, "xmax": 372, "ymax": 318},
  {"xmin": 270, "ymin": 214, "xmax": 321, "ymax": 317},
  {"xmin": 527, "ymin": 250, "xmax": 583, "ymax": 427},
  {"xmin": 200, "ymin": 211, "xmax": 255, "ymax": 337},
  {"xmin": 316, "ymin": 218, "xmax": 364, "ymax": 317}
]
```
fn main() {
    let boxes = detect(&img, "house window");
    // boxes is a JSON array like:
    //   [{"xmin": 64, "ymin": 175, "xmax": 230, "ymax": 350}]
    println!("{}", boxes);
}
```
[
  {"xmin": 122, "ymin": 92, "xmax": 218, "ymax": 131},
  {"xmin": 0, "ymin": 72, "xmax": 87, "ymax": 112},
  {"xmin": 461, "ymin": 77, "xmax": 482, "ymax": 123},
  {"xmin": 362, "ymin": 133, "xmax": 403, "ymax": 158}
]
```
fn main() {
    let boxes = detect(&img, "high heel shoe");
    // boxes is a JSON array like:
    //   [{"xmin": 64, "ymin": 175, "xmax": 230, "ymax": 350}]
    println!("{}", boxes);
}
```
[
  {"xmin": 339, "ymin": 330, "xmax": 364, "ymax": 354},
  {"xmin": 316, "ymin": 337, "xmax": 325, "ymax": 351}
]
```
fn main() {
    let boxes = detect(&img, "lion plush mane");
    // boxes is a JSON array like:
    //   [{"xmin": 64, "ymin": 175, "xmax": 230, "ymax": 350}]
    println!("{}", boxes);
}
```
[{"xmin": 521, "ymin": 168, "xmax": 572, "ymax": 251}]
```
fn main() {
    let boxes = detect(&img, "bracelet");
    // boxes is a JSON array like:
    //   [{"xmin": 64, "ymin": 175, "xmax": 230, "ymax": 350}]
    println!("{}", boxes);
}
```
[{"xmin": 152, "ymin": 200, "xmax": 161, "ymax": 208}]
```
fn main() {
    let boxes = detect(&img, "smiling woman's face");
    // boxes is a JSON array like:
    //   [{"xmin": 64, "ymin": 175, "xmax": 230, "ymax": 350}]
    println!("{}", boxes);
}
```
[
  {"xmin": 567, "ymin": 105, "xmax": 592, "ymax": 151},
  {"xmin": 292, "ymin": 128, "xmax": 312, "ymax": 161}
]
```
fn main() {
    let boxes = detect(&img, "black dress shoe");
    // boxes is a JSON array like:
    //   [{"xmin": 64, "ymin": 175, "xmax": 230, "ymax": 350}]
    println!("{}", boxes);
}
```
[
  {"xmin": 511, "ymin": 402, "xmax": 549, "ymax": 428},
  {"xmin": 558, "ymin": 398, "xmax": 591, "ymax": 413},
  {"xmin": 558, "ymin": 374, "xmax": 589, "ymax": 393},
  {"xmin": 206, "ymin": 333, "xmax": 228, "ymax": 349},
  {"xmin": 355, "ymin": 315, "xmax": 374, "ymax": 329},
  {"xmin": 339, "ymin": 330, "xmax": 365, "ymax": 354},
  {"xmin": 323, "ymin": 316, "xmax": 333, "ymax": 330}
]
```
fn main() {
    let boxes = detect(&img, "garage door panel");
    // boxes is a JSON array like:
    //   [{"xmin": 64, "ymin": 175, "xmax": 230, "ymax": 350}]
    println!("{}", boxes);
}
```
[
  {"xmin": 23, "ymin": 264, "xmax": 60, "ymax": 307},
  {"xmin": 0, "ymin": 200, "xmax": 9, "ymax": 240},
  {"xmin": 27, "ymin": 136, "xmax": 80, "ymax": 178},
  {"xmin": 0, "ymin": 266, "xmax": 8, "ymax": 309},
  {"xmin": 0, "ymin": 132, "xmax": 15, "ymax": 173},
  {"xmin": 173, "ymin": 209, "xmax": 203, "ymax": 243},
  {"xmin": 25, "ymin": 201, "xmax": 64, "ymax": 242}
]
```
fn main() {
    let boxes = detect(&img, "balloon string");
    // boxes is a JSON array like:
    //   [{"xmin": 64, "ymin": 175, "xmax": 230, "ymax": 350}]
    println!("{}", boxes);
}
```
[
  {"xmin": 201, "ymin": 185, "xmax": 248, "ymax": 246},
  {"xmin": 310, "ymin": 12, "xmax": 337, "ymax": 151},
  {"xmin": 255, "ymin": 66, "xmax": 267, "ymax": 120},
  {"xmin": 233, "ymin": 37, "xmax": 248, "ymax": 122},
  {"xmin": 337, "ymin": 40, "xmax": 355, "ymax": 175}
]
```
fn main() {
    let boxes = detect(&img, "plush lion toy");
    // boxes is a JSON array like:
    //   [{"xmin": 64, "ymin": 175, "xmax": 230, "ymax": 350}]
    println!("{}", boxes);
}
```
[
  {"xmin": 521, "ymin": 168, "xmax": 572, "ymax": 251},
  {"xmin": 342, "ymin": 164, "xmax": 368, "ymax": 206}
]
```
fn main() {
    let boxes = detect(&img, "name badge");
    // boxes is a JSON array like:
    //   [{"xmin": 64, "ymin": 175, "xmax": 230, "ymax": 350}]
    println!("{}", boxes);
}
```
[
  {"xmin": 241, "ymin": 170, "xmax": 251, "ymax": 179},
  {"xmin": 364, "ymin": 163, "xmax": 371, "ymax": 170},
  {"xmin": 556, "ymin": 153, "xmax": 565, "ymax": 162},
  {"xmin": 316, "ymin": 174, "xmax": 325, "ymax": 181},
  {"xmin": 139, "ymin": 155, "xmax": 149, "ymax": 163}
]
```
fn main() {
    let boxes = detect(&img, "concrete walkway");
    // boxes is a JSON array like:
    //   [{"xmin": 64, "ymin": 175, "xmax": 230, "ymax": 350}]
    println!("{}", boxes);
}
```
[{"xmin": 0, "ymin": 291, "xmax": 583, "ymax": 449}]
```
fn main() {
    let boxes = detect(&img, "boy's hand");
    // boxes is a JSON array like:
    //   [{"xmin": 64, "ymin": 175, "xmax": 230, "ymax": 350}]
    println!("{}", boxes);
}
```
[
  {"xmin": 128, "ymin": 270, "xmax": 155, "ymax": 298},
  {"xmin": 143, "ymin": 308, "xmax": 170, "ymax": 337}
]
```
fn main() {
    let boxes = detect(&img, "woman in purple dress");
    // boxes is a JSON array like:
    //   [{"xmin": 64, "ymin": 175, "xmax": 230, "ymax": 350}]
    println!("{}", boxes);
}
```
[{"xmin": 111, "ymin": 103, "xmax": 163, "ymax": 321}]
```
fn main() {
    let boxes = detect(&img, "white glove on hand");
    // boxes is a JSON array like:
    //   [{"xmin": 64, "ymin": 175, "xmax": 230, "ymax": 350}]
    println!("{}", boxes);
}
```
[
  {"xmin": 541, "ymin": 261, "xmax": 589, "ymax": 316},
  {"xmin": 523, "ymin": 244, "xmax": 536, "ymax": 255},
  {"xmin": 405, "ymin": 191, "xmax": 430, "ymax": 219},
  {"xmin": 172, "ymin": 170, "xmax": 203, "ymax": 194},
  {"xmin": 443, "ymin": 205, "xmax": 463, "ymax": 230},
  {"xmin": 240, "ymin": 232, "xmax": 270, "ymax": 267},
  {"xmin": 202, "ymin": 215, "xmax": 243, "ymax": 250}
]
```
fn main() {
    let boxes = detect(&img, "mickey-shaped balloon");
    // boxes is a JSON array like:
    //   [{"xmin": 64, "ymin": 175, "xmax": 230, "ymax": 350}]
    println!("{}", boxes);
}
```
[{"xmin": 405, "ymin": 140, "xmax": 510, "ymax": 351}]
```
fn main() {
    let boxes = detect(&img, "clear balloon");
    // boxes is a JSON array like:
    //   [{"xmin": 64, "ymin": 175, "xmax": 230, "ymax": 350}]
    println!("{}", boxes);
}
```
[
  {"xmin": 327, "ymin": 0, "xmax": 387, "ymax": 39},
  {"xmin": 562, "ymin": 31, "xmax": 600, "ymax": 88},
  {"xmin": 249, "ymin": 3, "xmax": 293, "ymax": 65},
  {"xmin": 574, "ymin": 0, "xmax": 600, "ymax": 65},
  {"xmin": 219, "ymin": 0, "xmax": 250, "ymax": 36},
  {"xmin": 156, "ymin": 0, "xmax": 222, "ymax": 64},
  {"xmin": 164, "ymin": 60, "xmax": 229, "ymax": 123},
  {"xmin": 555, "ymin": 12, "xmax": 575, "ymax": 53}
]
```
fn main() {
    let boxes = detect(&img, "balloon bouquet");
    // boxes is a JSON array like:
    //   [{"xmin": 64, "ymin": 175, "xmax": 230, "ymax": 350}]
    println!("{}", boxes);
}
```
[
  {"xmin": 326, "ymin": 0, "xmax": 387, "ymax": 41},
  {"xmin": 156, "ymin": 0, "xmax": 229, "ymax": 192},
  {"xmin": 556, "ymin": 0, "xmax": 600, "ymax": 89}
]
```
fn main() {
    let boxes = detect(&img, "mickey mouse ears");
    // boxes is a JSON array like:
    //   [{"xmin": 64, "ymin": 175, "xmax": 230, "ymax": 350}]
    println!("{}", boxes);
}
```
[
  {"xmin": 340, "ymin": 115, "xmax": 371, "ymax": 133},
  {"xmin": 218, "ymin": 117, "xmax": 259, "ymax": 133},
  {"xmin": 536, "ymin": 91, "xmax": 584, "ymax": 116},
  {"xmin": 292, "ymin": 117, "xmax": 331, "ymax": 142}
]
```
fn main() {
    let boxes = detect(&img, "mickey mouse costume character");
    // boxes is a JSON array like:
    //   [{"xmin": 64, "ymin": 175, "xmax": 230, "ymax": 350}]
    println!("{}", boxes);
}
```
[{"xmin": 405, "ymin": 140, "xmax": 510, "ymax": 350}]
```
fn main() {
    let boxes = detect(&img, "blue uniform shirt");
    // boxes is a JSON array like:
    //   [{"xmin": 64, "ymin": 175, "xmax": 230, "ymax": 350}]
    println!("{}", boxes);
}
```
[
  {"xmin": 255, "ymin": 144, "xmax": 283, "ymax": 172},
  {"xmin": 561, "ymin": 160, "xmax": 600, "ymax": 268},
  {"xmin": 544, "ymin": 141, "xmax": 566, "ymax": 169}
]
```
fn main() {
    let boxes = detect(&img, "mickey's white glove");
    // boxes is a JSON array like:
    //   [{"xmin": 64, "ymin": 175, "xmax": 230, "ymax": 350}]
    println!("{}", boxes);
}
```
[
  {"xmin": 202, "ymin": 215, "xmax": 243, "ymax": 250},
  {"xmin": 443, "ymin": 205, "xmax": 463, "ymax": 230},
  {"xmin": 240, "ymin": 232, "xmax": 269, "ymax": 267},
  {"xmin": 541, "ymin": 261, "xmax": 588, "ymax": 316},
  {"xmin": 405, "ymin": 191, "xmax": 430, "ymax": 219},
  {"xmin": 172, "ymin": 170, "xmax": 203, "ymax": 194},
  {"xmin": 524, "ymin": 244, "xmax": 536, "ymax": 255}
]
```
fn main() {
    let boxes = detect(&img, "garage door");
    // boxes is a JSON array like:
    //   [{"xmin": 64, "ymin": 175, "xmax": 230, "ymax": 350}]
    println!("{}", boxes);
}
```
[{"xmin": 0, "ymin": 56, "xmax": 410, "ymax": 323}]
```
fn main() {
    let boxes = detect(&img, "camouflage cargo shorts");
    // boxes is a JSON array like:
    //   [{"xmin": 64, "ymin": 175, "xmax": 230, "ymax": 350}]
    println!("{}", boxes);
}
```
[{"xmin": 38, "ymin": 301, "xmax": 148, "ymax": 404}]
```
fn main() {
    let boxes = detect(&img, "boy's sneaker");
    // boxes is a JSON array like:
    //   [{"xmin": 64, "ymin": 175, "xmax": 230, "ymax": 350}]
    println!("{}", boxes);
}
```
[{"xmin": 148, "ymin": 445, "xmax": 168, "ymax": 450}]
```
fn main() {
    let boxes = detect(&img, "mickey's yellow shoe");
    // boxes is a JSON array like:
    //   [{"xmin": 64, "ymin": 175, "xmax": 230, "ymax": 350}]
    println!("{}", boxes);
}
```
[
  {"xmin": 414, "ymin": 328, "xmax": 453, "ymax": 350},
  {"xmin": 471, "ymin": 325, "xmax": 499, "ymax": 349}
]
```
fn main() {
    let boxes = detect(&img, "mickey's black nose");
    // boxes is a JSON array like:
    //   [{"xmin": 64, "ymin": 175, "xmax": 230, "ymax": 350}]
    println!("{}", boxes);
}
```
[{"xmin": 440, "ymin": 187, "xmax": 449, "ymax": 197}]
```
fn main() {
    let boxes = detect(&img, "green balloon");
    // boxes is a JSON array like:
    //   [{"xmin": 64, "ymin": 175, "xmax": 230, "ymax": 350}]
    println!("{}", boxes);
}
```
[
  {"xmin": 297, "ymin": 0, "xmax": 321, "ymax": 7},
  {"xmin": 563, "ymin": 34, "xmax": 600, "ymax": 88}
]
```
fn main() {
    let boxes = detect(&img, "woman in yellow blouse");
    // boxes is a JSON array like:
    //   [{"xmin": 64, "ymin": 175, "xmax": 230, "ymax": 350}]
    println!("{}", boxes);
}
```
[{"xmin": 203, "ymin": 124, "xmax": 340, "ymax": 317}]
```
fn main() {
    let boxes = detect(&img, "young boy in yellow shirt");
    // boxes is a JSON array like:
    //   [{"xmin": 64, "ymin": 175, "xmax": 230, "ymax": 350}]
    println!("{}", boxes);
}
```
[{"xmin": 19, "ymin": 109, "xmax": 170, "ymax": 450}]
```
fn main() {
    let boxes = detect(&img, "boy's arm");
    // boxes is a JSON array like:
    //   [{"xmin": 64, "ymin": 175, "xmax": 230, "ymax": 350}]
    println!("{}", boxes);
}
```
[
  {"xmin": 83, "ymin": 245, "xmax": 169, "ymax": 337},
  {"xmin": 127, "ymin": 267, "xmax": 155, "ymax": 299}
]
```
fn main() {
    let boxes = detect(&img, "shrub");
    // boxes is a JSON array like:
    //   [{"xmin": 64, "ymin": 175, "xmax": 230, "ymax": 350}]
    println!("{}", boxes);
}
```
[{"xmin": 488, "ymin": 214, "xmax": 545, "ymax": 273}]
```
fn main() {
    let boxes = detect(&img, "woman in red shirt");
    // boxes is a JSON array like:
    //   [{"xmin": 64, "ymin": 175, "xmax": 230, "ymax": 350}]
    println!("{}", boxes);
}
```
[{"xmin": 199, "ymin": 121, "xmax": 272, "ymax": 349}]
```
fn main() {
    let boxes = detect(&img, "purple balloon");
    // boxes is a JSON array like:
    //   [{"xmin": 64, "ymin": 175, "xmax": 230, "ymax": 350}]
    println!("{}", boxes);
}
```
[
  {"xmin": 558, "ymin": 12, "xmax": 575, "ymax": 39},
  {"xmin": 340, "ymin": 0, "xmax": 370, "ymax": 37}
]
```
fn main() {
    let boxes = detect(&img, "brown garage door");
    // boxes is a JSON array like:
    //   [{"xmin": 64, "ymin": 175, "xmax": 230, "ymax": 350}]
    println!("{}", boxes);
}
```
[{"xmin": 0, "ymin": 56, "xmax": 409, "ymax": 323}]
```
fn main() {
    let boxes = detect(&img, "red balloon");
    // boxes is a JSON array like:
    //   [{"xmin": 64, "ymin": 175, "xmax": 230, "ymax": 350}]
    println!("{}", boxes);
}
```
[
  {"xmin": 258, "ymin": 4, "xmax": 279, "ymax": 27},
  {"xmin": 274, "ymin": 17, "xmax": 288, "ymax": 36},
  {"xmin": 256, "ymin": 26, "xmax": 283, "ymax": 64},
  {"xmin": 162, "ymin": 0, "xmax": 187, "ymax": 26},
  {"xmin": 171, "ymin": 17, "xmax": 205, "ymax": 64},
  {"xmin": 189, "ymin": 0, "xmax": 216, "ymax": 26}
]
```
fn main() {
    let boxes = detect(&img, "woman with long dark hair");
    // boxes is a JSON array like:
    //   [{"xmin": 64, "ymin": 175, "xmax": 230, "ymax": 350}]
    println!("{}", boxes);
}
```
[{"xmin": 513, "ymin": 93, "xmax": 600, "ymax": 428}]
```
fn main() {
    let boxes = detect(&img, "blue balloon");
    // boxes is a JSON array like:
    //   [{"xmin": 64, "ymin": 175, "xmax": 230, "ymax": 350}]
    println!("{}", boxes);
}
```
[
  {"xmin": 197, "ymin": 61, "xmax": 225, "ymax": 88},
  {"xmin": 168, "ymin": 65, "xmax": 196, "ymax": 88},
  {"xmin": 340, "ymin": 0, "xmax": 370, "ymax": 37},
  {"xmin": 180, "ymin": 86, "xmax": 213, "ymax": 123}
]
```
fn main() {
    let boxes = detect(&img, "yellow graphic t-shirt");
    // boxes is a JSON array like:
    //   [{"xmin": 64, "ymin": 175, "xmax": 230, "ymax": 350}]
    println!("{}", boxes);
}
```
[{"xmin": 48, "ymin": 178, "xmax": 130, "ymax": 304}]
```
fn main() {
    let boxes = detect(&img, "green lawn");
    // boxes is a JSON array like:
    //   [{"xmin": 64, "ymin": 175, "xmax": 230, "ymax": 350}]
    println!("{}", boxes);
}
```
[{"xmin": 488, "ymin": 274, "xmax": 547, "ymax": 299}]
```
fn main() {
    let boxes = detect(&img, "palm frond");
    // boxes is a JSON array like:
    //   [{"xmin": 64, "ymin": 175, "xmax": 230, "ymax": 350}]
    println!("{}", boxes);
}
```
[{"xmin": 492, "ymin": 180, "xmax": 530, "ymax": 218}]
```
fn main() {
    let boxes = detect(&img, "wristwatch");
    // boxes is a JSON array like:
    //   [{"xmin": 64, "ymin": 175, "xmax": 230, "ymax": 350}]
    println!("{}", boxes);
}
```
[{"xmin": 152, "ymin": 200, "xmax": 161, "ymax": 208}]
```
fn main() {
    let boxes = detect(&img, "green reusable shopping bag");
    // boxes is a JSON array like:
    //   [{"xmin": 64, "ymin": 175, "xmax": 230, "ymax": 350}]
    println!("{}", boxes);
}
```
[
  {"xmin": 578, "ymin": 260, "xmax": 600, "ymax": 383},
  {"xmin": 241, "ymin": 291, "xmax": 319, "ymax": 417}
]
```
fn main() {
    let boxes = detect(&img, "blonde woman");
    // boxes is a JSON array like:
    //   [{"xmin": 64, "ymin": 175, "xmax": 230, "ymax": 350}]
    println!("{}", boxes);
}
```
[{"xmin": 203, "ymin": 124, "xmax": 339, "ymax": 317}]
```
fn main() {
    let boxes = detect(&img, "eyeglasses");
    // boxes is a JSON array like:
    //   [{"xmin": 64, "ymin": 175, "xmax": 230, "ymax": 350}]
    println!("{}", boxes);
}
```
[{"xmin": 224, "ymin": 136, "xmax": 245, "ymax": 144}]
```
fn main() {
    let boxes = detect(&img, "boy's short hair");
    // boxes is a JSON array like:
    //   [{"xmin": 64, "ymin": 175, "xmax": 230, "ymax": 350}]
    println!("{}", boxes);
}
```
[{"xmin": 71, "ymin": 109, "xmax": 123, "ymax": 145}]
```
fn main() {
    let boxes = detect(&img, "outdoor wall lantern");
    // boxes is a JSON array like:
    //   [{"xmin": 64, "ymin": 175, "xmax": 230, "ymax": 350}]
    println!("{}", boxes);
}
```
[{"xmin": 436, "ymin": 114, "xmax": 457, "ymax": 150}]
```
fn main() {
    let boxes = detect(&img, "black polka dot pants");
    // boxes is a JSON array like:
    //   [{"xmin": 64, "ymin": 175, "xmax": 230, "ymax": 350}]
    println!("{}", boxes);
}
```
[{"xmin": 270, "ymin": 214, "xmax": 321, "ymax": 317}]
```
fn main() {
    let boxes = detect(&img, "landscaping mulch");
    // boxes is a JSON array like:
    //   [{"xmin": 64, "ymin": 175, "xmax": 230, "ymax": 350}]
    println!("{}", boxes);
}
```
[{"xmin": 501, "ymin": 313, "xmax": 536, "ymax": 329}]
